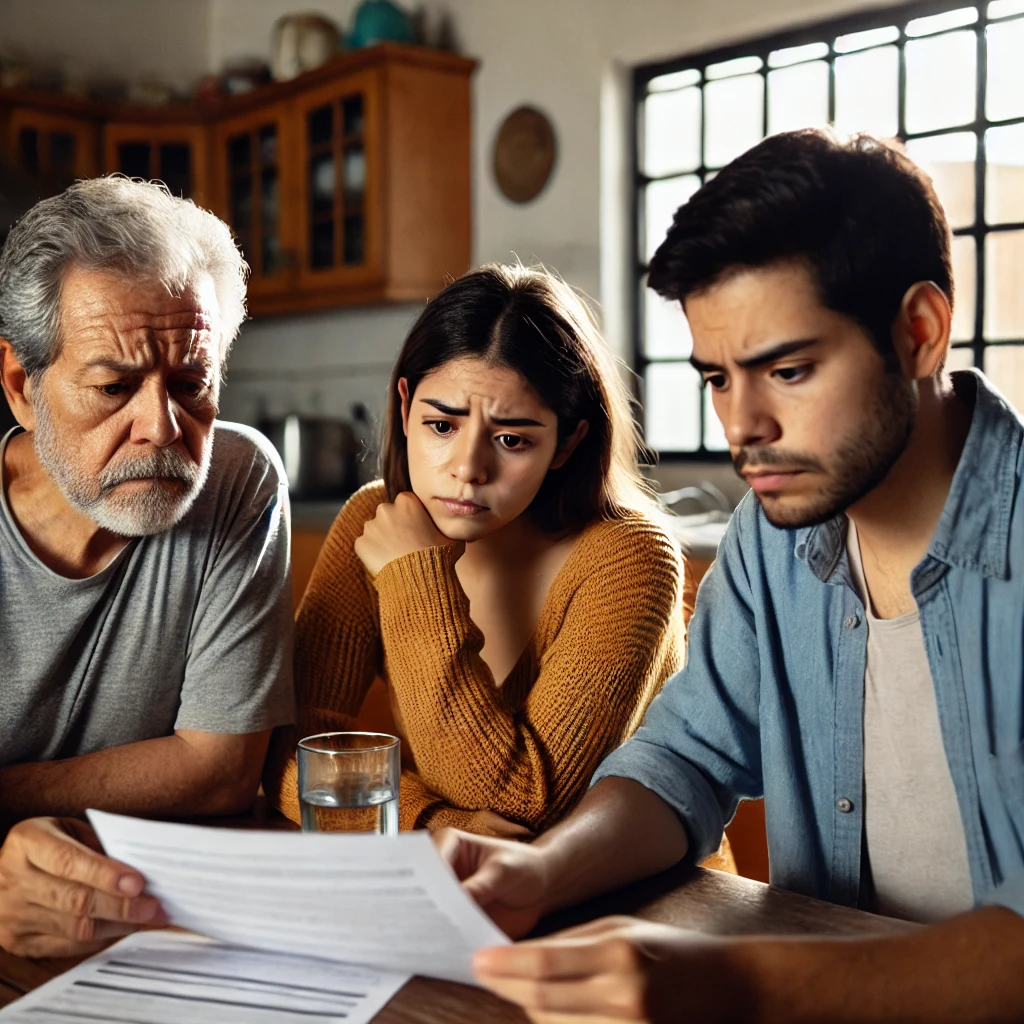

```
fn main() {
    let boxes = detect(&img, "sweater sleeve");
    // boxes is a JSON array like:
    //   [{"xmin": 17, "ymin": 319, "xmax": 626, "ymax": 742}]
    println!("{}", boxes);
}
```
[
  {"xmin": 374, "ymin": 518, "xmax": 686, "ymax": 833},
  {"xmin": 262, "ymin": 483, "xmax": 386, "ymax": 825}
]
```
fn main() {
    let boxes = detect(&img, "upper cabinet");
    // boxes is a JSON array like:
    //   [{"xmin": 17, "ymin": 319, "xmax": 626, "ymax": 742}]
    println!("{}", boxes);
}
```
[
  {"xmin": 104, "ymin": 118, "xmax": 211, "ymax": 206},
  {"xmin": 0, "ymin": 93, "xmax": 101, "ymax": 183},
  {"xmin": 0, "ymin": 45, "xmax": 475, "ymax": 317},
  {"xmin": 212, "ymin": 101, "xmax": 297, "ymax": 303}
]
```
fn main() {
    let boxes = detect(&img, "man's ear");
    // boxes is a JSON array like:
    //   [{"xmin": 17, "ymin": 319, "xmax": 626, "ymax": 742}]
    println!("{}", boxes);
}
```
[
  {"xmin": 0, "ymin": 339, "xmax": 37, "ymax": 431},
  {"xmin": 397, "ymin": 377, "xmax": 411, "ymax": 438},
  {"xmin": 892, "ymin": 281, "xmax": 951, "ymax": 381},
  {"xmin": 549, "ymin": 419, "xmax": 589, "ymax": 470}
]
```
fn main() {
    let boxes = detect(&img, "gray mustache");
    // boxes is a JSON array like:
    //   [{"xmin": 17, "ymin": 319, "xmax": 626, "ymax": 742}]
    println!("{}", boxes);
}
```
[{"xmin": 99, "ymin": 449, "xmax": 199, "ymax": 491}]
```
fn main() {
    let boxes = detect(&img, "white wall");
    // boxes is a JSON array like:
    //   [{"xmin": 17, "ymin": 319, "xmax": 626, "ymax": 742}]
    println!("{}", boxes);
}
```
[{"xmin": 0, "ymin": 0, "xmax": 209, "ymax": 93}]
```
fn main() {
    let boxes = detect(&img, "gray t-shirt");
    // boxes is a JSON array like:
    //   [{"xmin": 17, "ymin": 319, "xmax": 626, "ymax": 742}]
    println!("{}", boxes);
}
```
[
  {"xmin": 1, "ymin": 422, "xmax": 295, "ymax": 764},
  {"xmin": 847, "ymin": 522, "xmax": 974, "ymax": 922}
]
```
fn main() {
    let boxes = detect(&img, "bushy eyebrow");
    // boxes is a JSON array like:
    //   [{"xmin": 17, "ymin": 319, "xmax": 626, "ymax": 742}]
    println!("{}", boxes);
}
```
[
  {"xmin": 419, "ymin": 397, "xmax": 545, "ymax": 428},
  {"xmin": 75, "ymin": 356, "xmax": 214, "ymax": 380},
  {"xmin": 691, "ymin": 338, "xmax": 818, "ymax": 374}
]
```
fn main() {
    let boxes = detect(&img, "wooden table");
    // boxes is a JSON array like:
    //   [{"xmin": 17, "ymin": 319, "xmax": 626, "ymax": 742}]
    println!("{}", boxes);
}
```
[{"xmin": 0, "ymin": 860, "xmax": 913, "ymax": 1022}]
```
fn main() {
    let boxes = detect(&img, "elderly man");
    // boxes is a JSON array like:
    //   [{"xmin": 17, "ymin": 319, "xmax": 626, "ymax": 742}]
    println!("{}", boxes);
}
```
[{"xmin": 0, "ymin": 178, "xmax": 294, "ymax": 956}]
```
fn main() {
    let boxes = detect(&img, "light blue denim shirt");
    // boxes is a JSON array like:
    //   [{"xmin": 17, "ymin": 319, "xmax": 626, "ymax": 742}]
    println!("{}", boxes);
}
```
[{"xmin": 595, "ymin": 370, "xmax": 1024, "ymax": 917}]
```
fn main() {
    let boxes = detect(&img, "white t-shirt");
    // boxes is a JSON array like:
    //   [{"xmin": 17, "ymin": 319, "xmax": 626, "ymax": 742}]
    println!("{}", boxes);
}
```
[{"xmin": 847, "ymin": 521, "xmax": 974, "ymax": 922}]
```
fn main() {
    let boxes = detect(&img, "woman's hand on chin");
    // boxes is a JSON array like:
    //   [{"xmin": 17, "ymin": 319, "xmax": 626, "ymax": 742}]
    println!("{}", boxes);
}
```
[{"xmin": 354, "ymin": 491, "xmax": 461, "ymax": 576}]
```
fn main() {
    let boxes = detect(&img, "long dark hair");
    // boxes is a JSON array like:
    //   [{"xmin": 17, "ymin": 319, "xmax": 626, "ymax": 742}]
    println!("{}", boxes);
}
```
[{"xmin": 381, "ymin": 264, "xmax": 658, "ymax": 533}]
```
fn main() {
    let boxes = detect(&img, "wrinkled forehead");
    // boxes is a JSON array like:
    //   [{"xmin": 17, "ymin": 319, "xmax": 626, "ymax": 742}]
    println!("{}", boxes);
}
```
[
  {"xmin": 686, "ymin": 261, "xmax": 830, "ymax": 361},
  {"xmin": 56, "ymin": 267, "xmax": 223, "ymax": 373},
  {"xmin": 417, "ymin": 357, "xmax": 550, "ymax": 413}
]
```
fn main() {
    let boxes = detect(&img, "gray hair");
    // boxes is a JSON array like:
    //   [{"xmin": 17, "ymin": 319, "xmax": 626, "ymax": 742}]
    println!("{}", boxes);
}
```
[{"xmin": 0, "ymin": 176, "xmax": 248, "ymax": 377}]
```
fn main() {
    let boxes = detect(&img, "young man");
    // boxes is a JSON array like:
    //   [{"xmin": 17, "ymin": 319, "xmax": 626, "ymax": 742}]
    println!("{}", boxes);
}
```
[
  {"xmin": 0, "ymin": 178, "xmax": 294, "ymax": 957},
  {"xmin": 439, "ymin": 130, "xmax": 1024, "ymax": 1021}
]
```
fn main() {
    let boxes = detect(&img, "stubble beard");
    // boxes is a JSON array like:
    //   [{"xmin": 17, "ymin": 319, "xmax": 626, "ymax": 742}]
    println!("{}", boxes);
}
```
[
  {"xmin": 738, "ymin": 372, "xmax": 918, "ymax": 530},
  {"xmin": 31, "ymin": 386, "xmax": 211, "ymax": 537}
]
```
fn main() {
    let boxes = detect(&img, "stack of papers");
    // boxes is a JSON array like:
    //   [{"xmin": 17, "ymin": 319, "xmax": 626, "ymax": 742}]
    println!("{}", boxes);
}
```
[
  {"xmin": 0, "ymin": 811, "xmax": 510, "ymax": 1024},
  {"xmin": 0, "ymin": 931, "xmax": 407, "ymax": 1024}
]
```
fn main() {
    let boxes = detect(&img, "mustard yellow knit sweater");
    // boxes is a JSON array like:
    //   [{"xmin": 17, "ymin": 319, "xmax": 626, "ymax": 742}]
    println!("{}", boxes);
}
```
[{"xmin": 265, "ymin": 481, "xmax": 694, "ymax": 834}]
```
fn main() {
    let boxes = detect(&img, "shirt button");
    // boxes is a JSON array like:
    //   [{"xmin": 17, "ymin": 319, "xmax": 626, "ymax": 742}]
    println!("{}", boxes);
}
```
[
  {"xmin": 844, "ymin": 615, "xmax": 860, "ymax": 629},
  {"xmin": 837, "ymin": 797, "xmax": 854, "ymax": 813}
]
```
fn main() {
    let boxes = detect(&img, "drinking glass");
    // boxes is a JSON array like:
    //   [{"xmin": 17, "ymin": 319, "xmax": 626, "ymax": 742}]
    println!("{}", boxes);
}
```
[{"xmin": 297, "ymin": 732, "xmax": 400, "ymax": 835}]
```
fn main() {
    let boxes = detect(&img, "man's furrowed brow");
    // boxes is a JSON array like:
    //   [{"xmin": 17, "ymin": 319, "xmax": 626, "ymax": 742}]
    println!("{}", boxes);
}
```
[
  {"xmin": 690, "ymin": 355, "xmax": 724, "ymax": 375},
  {"xmin": 734, "ymin": 338, "xmax": 818, "ymax": 369},
  {"xmin": 75, "ymin": 356, "xmax": 213, "ymax": 379},
  {"xmin": 75, "ymin": 357, "xmax": 148, "ymax": 379}
]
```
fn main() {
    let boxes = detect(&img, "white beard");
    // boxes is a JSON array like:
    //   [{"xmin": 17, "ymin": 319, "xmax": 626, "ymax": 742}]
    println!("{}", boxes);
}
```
[{"xmin": 32, "ymin": 388, "xmax": 212, "ymax": 537}]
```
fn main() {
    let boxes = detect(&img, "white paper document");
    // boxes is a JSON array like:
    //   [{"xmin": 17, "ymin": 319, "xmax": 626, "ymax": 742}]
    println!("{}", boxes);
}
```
[
  {"xmin": 0, "ymin": 929, "xmax": 408, "ymax": 1024},
  {"xmin": 88, "ymin": 809, "xmax": 509, "ymax": 985}
]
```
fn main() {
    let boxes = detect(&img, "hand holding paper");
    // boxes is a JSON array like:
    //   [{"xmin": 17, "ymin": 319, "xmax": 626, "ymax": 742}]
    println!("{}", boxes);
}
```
[{"xmin": 87, "ymin": 809, "xmax": 509, "ymax": 985}]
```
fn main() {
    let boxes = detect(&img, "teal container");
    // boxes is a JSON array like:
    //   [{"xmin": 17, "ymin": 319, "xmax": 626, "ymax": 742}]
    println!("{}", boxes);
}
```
[{"xmin": 348, "ymin": 0, "xmax": 414, "ymax": 48}]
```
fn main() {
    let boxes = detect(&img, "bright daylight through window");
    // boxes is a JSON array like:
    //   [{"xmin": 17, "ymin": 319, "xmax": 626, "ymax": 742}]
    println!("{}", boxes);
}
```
[{"xmin": 635, "ymin": 0, "xmax": 1024, "ymax": 455}]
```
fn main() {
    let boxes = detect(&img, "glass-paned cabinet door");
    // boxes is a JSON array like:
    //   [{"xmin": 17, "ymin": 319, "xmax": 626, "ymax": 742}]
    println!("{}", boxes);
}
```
[
  {"xmin": 103, "ymin": 123, "xmax": 209, "ymax": 205},
  {"xmin": 215, "ymin": 103, "xmax": 296, "ymax": 297},
  {"xmin": 295, "ymin": 70, "xmax": 380, "ymax": 289},
  {"xmin": 7, "ymin": 109, "xmax": 99, "ymax": 183}
]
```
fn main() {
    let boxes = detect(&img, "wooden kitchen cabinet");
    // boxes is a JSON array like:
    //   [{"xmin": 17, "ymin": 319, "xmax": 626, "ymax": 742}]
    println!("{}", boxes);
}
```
[
  {"xmin": 213, "ymin": 46, "xmax": 475, "ymax": 315},
  {"xmin": 1, "ymin": 94, "xmax": 100, "ymax": 182},
  {"xmin": 0, "ymin": 44, "xmax": 474, "ymax": 316},
  {"xmin": 291, "ymin": 68, "xmax": 382, "ymax": 303},
  {"xmin": 211, "ymin": 101, "xmax": 299, "ymax": 302},
  {"xmin": 103, "ymin": 119, "xmax": 211, "ymax": 205}
]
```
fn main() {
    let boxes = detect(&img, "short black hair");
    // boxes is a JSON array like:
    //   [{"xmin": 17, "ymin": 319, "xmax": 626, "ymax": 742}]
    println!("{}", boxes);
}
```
[{"xmin": 647, "ymin": 129, "xmax": 953, "ymax": 361}]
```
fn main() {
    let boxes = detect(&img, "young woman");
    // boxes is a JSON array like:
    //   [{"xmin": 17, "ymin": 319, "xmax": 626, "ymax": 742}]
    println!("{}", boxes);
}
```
[{"xmin": 264, "ymin": 264, "xmax": 700, "ymax": 838}]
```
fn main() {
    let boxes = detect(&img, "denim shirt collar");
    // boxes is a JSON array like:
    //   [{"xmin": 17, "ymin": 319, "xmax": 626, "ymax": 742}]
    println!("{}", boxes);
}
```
[{"xmin": 794, "ymin": 370, "xmax": 1023, "ymax": 585}]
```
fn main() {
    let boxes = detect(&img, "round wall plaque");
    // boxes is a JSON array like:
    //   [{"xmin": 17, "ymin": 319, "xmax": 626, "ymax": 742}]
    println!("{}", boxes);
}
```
[{"xmin": 492, "ymin": 105, "xmax": 557, "ymax": 204}]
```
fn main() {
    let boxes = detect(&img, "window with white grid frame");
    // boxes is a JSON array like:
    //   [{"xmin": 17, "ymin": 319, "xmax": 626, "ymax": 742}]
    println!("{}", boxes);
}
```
[{"xmin": 635, "ymin": 0, "xmax": 1024, "ymax": 457}]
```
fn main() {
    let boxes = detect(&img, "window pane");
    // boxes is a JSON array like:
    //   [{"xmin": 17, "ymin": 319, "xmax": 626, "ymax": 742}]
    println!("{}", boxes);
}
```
[
  {"xmin": 342, "ymin": 94, "xmax": 364, "ymax": 136},
  {"xmin": 643, "ymin": 87, "xmax": 702, "ymax": 176},
  {"xmin": 989, "ymin": 0, "xmax": 1024, "ymax": 16},
  {"xmin": 706, "ymin": 55, "xmax": 763, "ymax": 80},
  {"xmin": 159, "ymin": 143, "xmax": 191, "ymax": 199},
  {"xmin": 229, "ymin": 133, "xmax": 251, "ymax": 171},
  {"xmin": 834, "ymin": 46, "xmax": 899, "ymax": 137},
  {"xmin": 906, "ymin": 7, "xmax": 978, "ymax": 36},
  {"xmin": 118, "ymin": 143, "xmax": 150, "ymax": 179},
  {"xmin": 951, "ymin": 235, "xmax": 977, "ymax": 342},
  {"xmin": 704, "ymin": 74, "xmax": 764, "ymax": 169},
  {"xmin": 768, "ymin": 61, "xmax": 829, "ymax": 134},
  {"xmin": 308, "ymin": 104, "xmax": 333, "ymax": 146},
  {"xmin": 649, "ymin": 68, "xmax": 701, "ymax": 92},
  {"xmin": 49, "ymin": 132, "xmax": 75, "ymax": 172},
  {"xmin": 644, "ymin": 285, "xmax": 693, "ymax": 359},
  {"xmin": 905, "ymin": 133, "xmax": 977, "ymax": 229},
  {"xmin": 342, "ymin": 144, "xmax": 366, "ymax": 204},
  {"xmin": 905, "ymin": 31, "xmax": 977, "ymax": 133},
  {"xmin": 985, "ymin": 124, "xmax": 1024, "ymax": 224},
  {"xmin": 985, "ymin": 230, "xmax": 1024, "ymax": 338},
  {"xmin": 987, "ymin": 18, "xmax": 1024, "ymax": 121},
  {"xmin": 834, "ymin": 26, "xmax": 899, "ymax": 52},
  {"xmin": 644, "ymin": 175, "xmax": 701, "ymax": 260},
  {"xmin": 644, "ymin": 362, "xmax": 702, "ymax": 451},
  {"xmin": 768, "ymin": 42, "xmax": 829, "ymax": 68},
  {"xmin": 703, "ymin": 387, "xmax": 729, "ymax": 450},
  {"xmin": 984, "ymin": 344, "xmax": 1024, "ymax": 408},
  {"xmin": 946, "ymin": 346, "xmax": 976, "ymax": 371}
]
